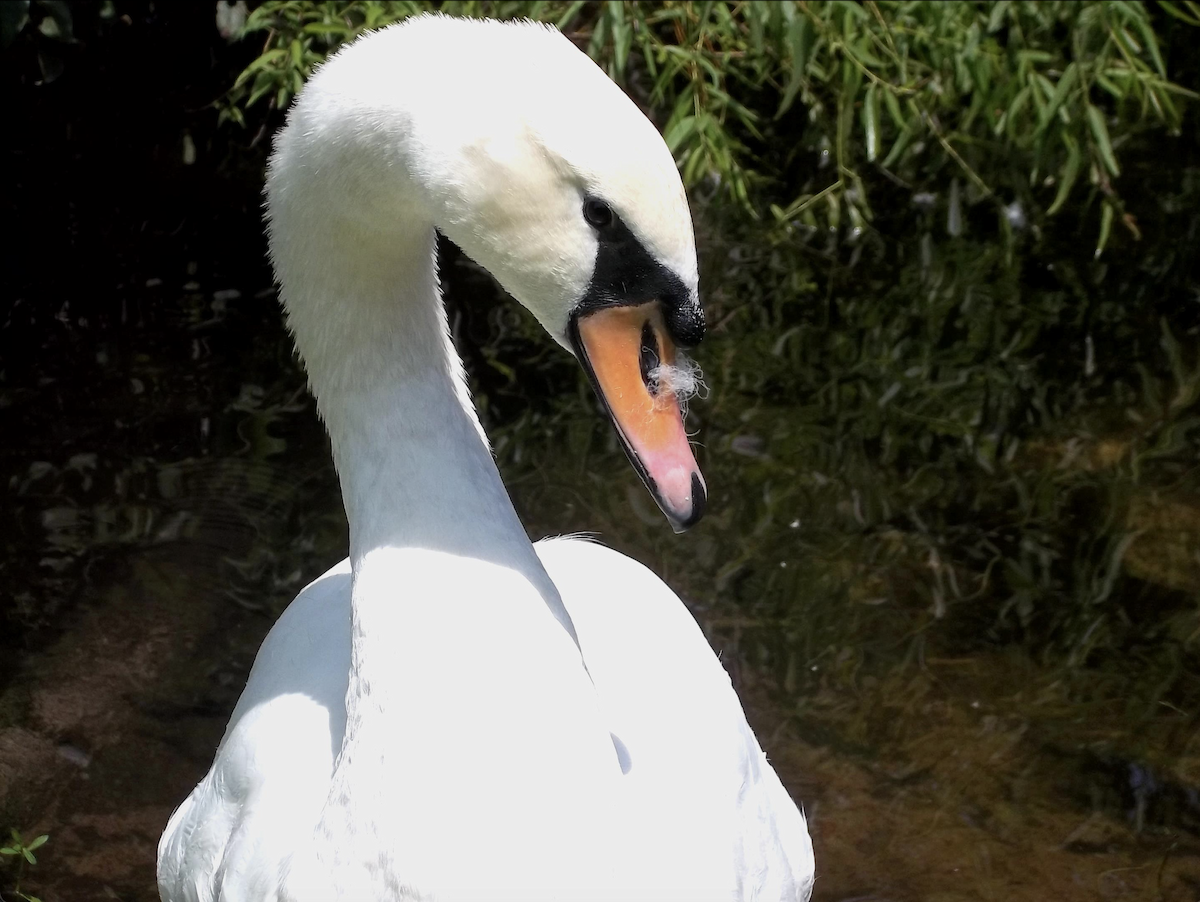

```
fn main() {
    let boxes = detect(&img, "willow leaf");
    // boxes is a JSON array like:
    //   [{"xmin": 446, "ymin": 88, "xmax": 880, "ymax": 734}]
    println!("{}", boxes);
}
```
[
  {"xmin": 1095, "ymin": 200, "xmax": 1114, "ymax": 257},
  {"xmin": 778, "ymin": 14, "xmax": 815, "ymax": 117},
  {"xmin": 1037, "ymin": 63, "xmax": 1077, "ymax": 135},
  {"xmin": 1047, "ymin": 135, "xmax": 1081, "ymax": 216},
  {"xmin": 863, "ymin": 83, "xmax": 880, "ymax": 162},
  {"xmin": 1087, "ymin": 106, "xmax": 1120, "ymax": 176}
]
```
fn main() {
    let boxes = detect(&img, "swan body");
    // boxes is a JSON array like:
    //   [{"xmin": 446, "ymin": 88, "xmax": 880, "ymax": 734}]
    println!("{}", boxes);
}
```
[{"xmin": 159, "ymin": 15, "xmax": 813, "ymax": 901}]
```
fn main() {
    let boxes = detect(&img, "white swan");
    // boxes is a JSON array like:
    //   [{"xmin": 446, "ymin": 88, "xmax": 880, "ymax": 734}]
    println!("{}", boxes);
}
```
[{"xmin": 158, "ymin": 15, "xmax": 814, "ymax": 902}]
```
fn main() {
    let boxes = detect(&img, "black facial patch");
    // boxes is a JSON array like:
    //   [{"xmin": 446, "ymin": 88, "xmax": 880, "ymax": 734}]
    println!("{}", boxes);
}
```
[{"xmin": 575, "ymin": 196, "xmax": 705, "ymax": 348}]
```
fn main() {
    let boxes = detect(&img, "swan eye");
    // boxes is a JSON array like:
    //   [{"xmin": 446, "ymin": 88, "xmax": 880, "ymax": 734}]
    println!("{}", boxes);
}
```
[{"xmin": 583, "ymin": 198, "xmax": 614, "ymax": 229}]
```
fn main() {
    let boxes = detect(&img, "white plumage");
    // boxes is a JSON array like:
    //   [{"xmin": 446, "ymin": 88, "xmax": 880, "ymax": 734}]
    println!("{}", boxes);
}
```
[{"xmin": 158, "ymin": 15, "xmax": 814, "ymax": 901}]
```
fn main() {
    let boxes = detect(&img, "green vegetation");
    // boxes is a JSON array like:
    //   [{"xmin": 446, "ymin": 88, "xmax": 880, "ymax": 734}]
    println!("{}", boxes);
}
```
[
  {"xmin": 230, "ymin": 1, "xmax": 1196, "ymax": 248},
  {"xmin": 0, "ymin": 829, "xmax": 47, "ymax": 902},
  {"xmin": 220, "ymin": 1, "xmax": 1200, "ymax": 752}
]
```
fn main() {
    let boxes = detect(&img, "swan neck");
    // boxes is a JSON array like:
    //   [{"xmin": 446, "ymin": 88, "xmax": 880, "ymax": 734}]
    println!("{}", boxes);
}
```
[
  {"xmin": 265, "ymin": 74, "xmax": 579, "ymax": 645},
  {"xmin": 297, "ymin": 230, "xmax": 505, "ymax": 561}
]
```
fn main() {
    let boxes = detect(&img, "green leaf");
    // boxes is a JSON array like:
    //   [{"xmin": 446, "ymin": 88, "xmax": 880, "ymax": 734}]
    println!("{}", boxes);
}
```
[
  {"xmin": 554, "ymin": 0, "xmax": 587, "ymax": 30},
  {"xmin": 1159, "ymin": 1, "xmax": 1200, "ymax": 25},
  {"xmin": 1160, "ymin": 80, "xmax": 1200, "ymax": 100},
  {"xmin": 242, "ymin": 4, "xmax": 274, "ymax": 32},
  {"xmin": 1095, "ymin": 200, "xmax": 1114, "ymax": 258},
  {"xmin": 747, "ymin": 0, "xmax": 766, "ymax": 54},
  {"xmin": 881, "ymin": 122, "xmax": 914, "ymax": 169},
  {"xmin": 1037, "ymin": 62, "xmax": 1077, "ymax": 134},
  {"xmin": 664, "ymin": 114, "xmax": 697, "ymax": 154},
  {"xmin": 841, "ymin": 52, "xmax": 863, "ymax": 100},
  {"xmin": 1111, "ymin": 24, "xmax": 1142, "ymax": 57},
  {"xmin": 26, "ymin": 835, "xmax": 48, "ymax": 852},
  {"xmin": 834, "ymin": 0, "xmax": 868, "ymax": 24},
  {"xmin": 863, "ymin": 84, "xmax": 880, "ymax": 162},
  {"xmin": 23, "ymin": 847, "xmax": 36, "ymax": 864},
  {"xmin": 1150, "ymin": 85, "xmax": 1181, "ymax": 129},
  {"xmin": 1095, "ymin": 72, "xmax": 1123, "ymax": 100},
  {"xmin": 850, "ymin": 31, "xmax": 883, "ymax": 68},
  {"xmin": 1030, "ymin": 72, "xmax": 1052, "ymax": 123},
  {"xmin": 0, "ymin": 846, "xmax": 18, "ymax": 856},
  {"xmin": 1047, "ymin": 135, "xmax": 1081, "ymax": 216},
  {"xmin": 987, "ymin": 0, "xmax": 1010, "ymax": 33},
  {"xmin": 778, "ymin": 14, "xmax": 815, "ymax": 117},
  {"xmin": 999, "ymin": 84, "xmax": 1031, "ymax": 138},
  {"xmin": 302, "ymin": 22, "xmax": 351, "ymax": 38},
  {"xmin": 882, "ymin": 86, "xmax": 905, "ymax": 130},
  {"xmin": 611, "ymin": 26, "xmax": 630, "ymax": 81},
  {"xmin": 1086, "ymin": 105, "xmax": 1120, "ymax": 176},
  {"xmin": 586, "ymin": 6, "xmax": 607, "ymax": 60},
  {"xmin": 233, "ymin": 47, "xmax": 285, "ymax": 88},
  {"xmin": 247, "ymin": 71, "xmax": 275, "ymax": 108},
  {"xmin": 1126, "ymin": 11, "xmax": 1166, "ymax": 77}
]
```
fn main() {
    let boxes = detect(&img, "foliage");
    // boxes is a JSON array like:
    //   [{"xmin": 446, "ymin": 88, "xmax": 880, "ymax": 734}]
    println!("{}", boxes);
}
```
[
  {"xmin": 228, "ymin": 1, "xmax": 1197, "ymax": 249},
  {"xmin": 0, "ymin": 829, "xmax": 46, "ymax": 902}
]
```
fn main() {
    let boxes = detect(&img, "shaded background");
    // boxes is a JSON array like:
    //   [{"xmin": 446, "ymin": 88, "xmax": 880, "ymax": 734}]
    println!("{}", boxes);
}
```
[{"xmin": 3, "ymin": 2, "xmax": 1200, "ymax": 900}]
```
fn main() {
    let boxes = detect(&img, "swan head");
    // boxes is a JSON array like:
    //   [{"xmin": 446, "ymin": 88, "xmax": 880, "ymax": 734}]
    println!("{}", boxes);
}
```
[{"xmin": 272, "ymin": 15, "xmax": 707, "ymax": 531}]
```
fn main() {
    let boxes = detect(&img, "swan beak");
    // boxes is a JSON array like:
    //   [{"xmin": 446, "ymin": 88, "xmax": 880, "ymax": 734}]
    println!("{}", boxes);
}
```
[{"xmin": 569, "ymin": 303, "xmax": 707, "ymax": 532}]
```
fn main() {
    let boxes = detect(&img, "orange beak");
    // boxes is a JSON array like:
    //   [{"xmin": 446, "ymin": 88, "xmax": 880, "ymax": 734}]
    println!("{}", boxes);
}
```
[{"xmin": 569, "ymin": 302, "xmax": 706, "ymax": 532}]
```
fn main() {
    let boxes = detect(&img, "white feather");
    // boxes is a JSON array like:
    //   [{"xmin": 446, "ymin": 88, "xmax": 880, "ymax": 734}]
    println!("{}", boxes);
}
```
[
  {"xmin": 158, "ymin": 14, "xmax": 813, "ymax": 902},
  {"xmin": 650, "ymin": 351, "xmax": 708, "ymax": 414}
]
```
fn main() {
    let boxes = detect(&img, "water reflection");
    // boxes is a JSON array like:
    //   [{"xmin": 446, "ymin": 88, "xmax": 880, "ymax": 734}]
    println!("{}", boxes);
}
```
[{"xmin": 3, "ymin": 242, "xmax": 1197, "ymax": 900}]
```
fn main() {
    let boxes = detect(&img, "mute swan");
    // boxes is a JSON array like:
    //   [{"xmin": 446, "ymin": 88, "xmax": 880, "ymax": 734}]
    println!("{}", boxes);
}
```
[{"xmin": 158, "ymin": 15, "xmax": 814, "ymax": 902}]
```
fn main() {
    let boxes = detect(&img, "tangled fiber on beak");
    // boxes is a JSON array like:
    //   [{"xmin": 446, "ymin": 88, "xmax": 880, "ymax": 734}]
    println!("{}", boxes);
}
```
[{"xmin": 649, "ymin": 352, "xmax": 707, "ymax": 415}]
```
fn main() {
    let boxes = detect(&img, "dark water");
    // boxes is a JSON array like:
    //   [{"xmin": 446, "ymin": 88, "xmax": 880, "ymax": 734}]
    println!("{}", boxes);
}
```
[{"xmin": 3, "ymin": 7, "xmax": 1200, "ymax": 902}]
